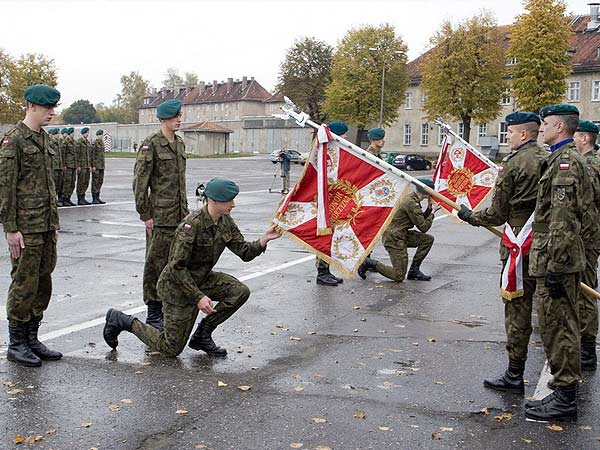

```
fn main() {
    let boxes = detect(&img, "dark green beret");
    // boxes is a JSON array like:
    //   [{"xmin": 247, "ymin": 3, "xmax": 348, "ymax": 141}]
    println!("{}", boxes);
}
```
[
  {"xmin": 81, "ymin": 127, "xmax": 90, "ymax": 134},
  {"xmin": 367, "ymin": 127, "xmax": 385, "ymax": 140},
  {"xmin": 328, "ymin": 121, "xmax": 348, "ymax": 136},
  {"xmin": 61, "ymin": 128, "xmax": 67, "ymax": 134},
  {"xmin": 67, "ymin": 127, "xmax": 74, "ymax": 134},
  {"xmin": 505, "ymin": 111, "xmax": 540, "ymax": 126},
  {"xmin": 47, "ymin": 128, "xmax": 58, "ymax": 135},
  {"xmin": 416, "ymin": 177, "xmax": 435, "ymax": 194},
  {"xmin": 539, "ymin": 104, "xmax": 579, "ymax": 118},
  {"xmin": 577, "ymin": 120, "xmax": 599, "ymax": 134},
  {"xmin": 204, "ymin": 178, "xmax": 239, "ymax": 202},
  {"xmin": 156, "ymin": 99, "xmax": 182, "ymax": 119},
  {"xmin": 23, "ymin": 84, "xmax": 60, "ymax": 106},
  {"xmin": 96, "ymin": 129, "xmax": 104, "ymax": 135}
]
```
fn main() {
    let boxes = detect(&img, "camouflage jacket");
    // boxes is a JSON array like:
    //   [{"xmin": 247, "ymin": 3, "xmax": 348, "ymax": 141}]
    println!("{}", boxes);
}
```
[
  {"xmin": 61, "ymin": 136, "xmax": 76, "ymax": 168},
  {"xmin": 91, "ymin": 137, "xmax": 105, "ymax": 169},
  {"xmin": 580, "ymin": 150, "xmax": 600, "ymax": 250},
  {"xmin": 366, "ymin": 144, "xmax": 382, "ymax": 159},
  {"xmin": 470, "ymin": 141, "xmax": 548, "ymax": 260},
  {"xmin": 76, "ymin": 137, "xmax": 91, "ymax": 168},
  {"xmin": 49, "ymin": 137, "xmax": 63, "ymax": 170},
  {"xmin": 382, "ymin": 191, "xmax": 433, "ymax": 245},
  {"xmin": 529, "ymin": 141, "xmax": 592, "ymax": 276},
  {"xmin": 157, "ymin": 207, "xmax": 265, "ymax": 305},
  {"xmin": 132, "ymin": 130, "xmax": 188, "ymax": 226},
  {"xmin": 0, "ymin": 122, "xmax": 59, "ymax": 233}
]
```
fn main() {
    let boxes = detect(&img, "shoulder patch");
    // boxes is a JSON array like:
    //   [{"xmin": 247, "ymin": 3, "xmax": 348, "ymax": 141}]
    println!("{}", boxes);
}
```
[
  {"xmin": 183, "ymin": 223, "xmax": 192, "ymax": 231},
  {"xmin": 141, "ymin": 145, "xmax": 150, "ymax": 151},
  {"xmin": 559, "ymin": 163, "xmax": 570, "ymax": 170}
]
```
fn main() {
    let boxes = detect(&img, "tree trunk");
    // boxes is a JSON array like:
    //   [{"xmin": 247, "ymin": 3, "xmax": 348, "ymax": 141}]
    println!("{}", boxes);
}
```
[
  {"xmin": 462, "ymin": 116, "xmax": 472, "ymax": 143},
  {"xmin": 355, "ymin": 127, "xmax": 364, "ymax": 146}
]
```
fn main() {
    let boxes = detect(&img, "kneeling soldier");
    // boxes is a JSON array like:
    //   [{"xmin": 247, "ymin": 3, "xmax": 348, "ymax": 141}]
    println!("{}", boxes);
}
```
[{"xmin": 103, "ymin": 178, "xmax": 281, "ymax": 357}]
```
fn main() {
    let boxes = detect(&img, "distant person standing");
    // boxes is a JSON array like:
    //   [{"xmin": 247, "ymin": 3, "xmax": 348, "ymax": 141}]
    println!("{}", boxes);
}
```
[
  {"xmin": 366, "ymin": 128, "xmax": 385, "ymax": 159},
  {"xmin": 278, "ymin": 149, "xmax": 291, "ymax": 194},
  {"xmin": 133, "ymin": 99, "xmax": 189, "ymax": 330},
  {"xmin": 61, "ymin": 127, "xmax": 77, "ymax": 206},
  {"xmin": 91, "ymin": 129, "xmax": 106, "ymax": 204},
  {"xmin": 48, "ymin": 128, "xmax": 64, "ymax": 207},
  {"xmin": 75, "ymin": 127, "xmax": 92, "ymax": 205}
]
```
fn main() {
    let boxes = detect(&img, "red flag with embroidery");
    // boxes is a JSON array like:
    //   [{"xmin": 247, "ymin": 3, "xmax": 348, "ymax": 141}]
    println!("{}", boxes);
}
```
[
  {"xmin": 433, "ymin": 133, "xmax": 498, "ymax": 217},
  {"xmin": 273, "ymin": 125, "xmax": 410, "ymax": 277}
]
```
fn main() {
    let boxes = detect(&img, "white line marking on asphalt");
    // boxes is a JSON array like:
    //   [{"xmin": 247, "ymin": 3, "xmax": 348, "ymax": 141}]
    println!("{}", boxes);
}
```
[
  {"xmin": 59, "ymin": 201, "xmax": 134, "ymax": 209},
  {"xmin": 82, "ymin": 219, "xmax": 145, "ymax": 228},
  {"xmin": 533, "ymin": 360, "xmax": 553, "ymax": 400},
  {"xmin": 99, "ymin": 234, "xmax": 145, "ymax": 241}
]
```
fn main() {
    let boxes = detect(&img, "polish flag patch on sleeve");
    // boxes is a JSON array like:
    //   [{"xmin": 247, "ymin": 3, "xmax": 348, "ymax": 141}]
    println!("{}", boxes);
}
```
[
  {"xmin": 559, "ymin": 163, "xmax": 570, "ymax": 170},
  {"xmin": 183, "ymin": 223, "xmax": 192, "ymax": 231},
  {"xmin": 141, "ymin": 145, "xmax": 150, "ymax": 151}
]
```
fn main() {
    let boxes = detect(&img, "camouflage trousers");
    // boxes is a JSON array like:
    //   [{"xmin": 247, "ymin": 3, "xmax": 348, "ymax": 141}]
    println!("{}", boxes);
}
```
[
  {"xmin": 76, "ymin": 168, "xmax": 90, "ymax": 196},
  {"xmin": 132, "ymin": 271, "xmax": 250, "ymax": 356},
  {"xmin": 501, "ymin": 257, "xmax": 536, "ymax": 363},
  {"xmin": 63, "ymin": 168, "xmax": 76, "ymax": 198},
  {"xmin": 579, "ymin": 248, "xmax": 599, "ymax": 340},
  {"xmin": 53, "ymin": 169, "xmax": 64, "ymax": 196},
  {"xmin": 6, "ymin": 231, "xmax": 57, "ymax": 324},
  {"xmin": 143, "ymin": 226, "xmax": 176, "ymax": 305},
  {"xmin": 91, "ymin": 169, "xmax": 104, "ymax": 194},
  {"xmin": 375, "ymin": 230, "xmax": 434, "ymax": 282},
  {"xmin": 316, "ymin": 258, "xmax": 329, "ymax": 272},
  {"xmin": 536, "ymin": 273, "xmax": 581, "ymax": 387}
]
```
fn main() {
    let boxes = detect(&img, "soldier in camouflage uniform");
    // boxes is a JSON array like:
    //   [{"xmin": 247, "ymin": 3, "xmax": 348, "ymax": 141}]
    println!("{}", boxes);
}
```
[
  {"xmin": 458, "ymin": 112, "xmax": 547, "ymax": 393},
  {"xmin": 366, "ymin": 127, "xmax": 385, "ymax": 159},
  {"xmin": 75, "ymin": 127, "xmax": 92, "ymax": 205},
  {"xmin": 61, "ymin": 127, "xmax": 77, "ymax": 206},
  {"xmin": 133, "ymin": 99, "xmax": 189, "ymax": 329},
  {"xmin": 48, "ymin": 128, "xmax": 64, "ymax": 207},
  {"xmin": 91, "ymin": 129, "xmax": 106, "ymax": 204},
  {"xmin": 573, "ymin": 120, "xmax": 600, "ymax": 372},
  {"xmin": 524, "ymin": 104, "xmax": 592, "ymax": 422},
  {"xmin": 358, "ymin": 178, "xmax": 441, "ymax": 281},
  {"xmin": 103, "ymin": 178, "xmax": 281, "ymax": 357},
  {"xmin": 0, "ymin": 85, "xmax": 63, "ymax": 367}
]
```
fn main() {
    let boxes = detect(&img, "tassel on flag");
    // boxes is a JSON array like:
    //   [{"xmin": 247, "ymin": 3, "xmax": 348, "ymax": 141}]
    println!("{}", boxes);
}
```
[{"xmin": 501, "ymin": 214, "xmax": 535, "ymax": 300}]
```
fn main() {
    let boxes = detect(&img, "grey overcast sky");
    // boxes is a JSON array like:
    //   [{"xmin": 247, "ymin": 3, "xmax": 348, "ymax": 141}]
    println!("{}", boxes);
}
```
[{"xmin": 0, "ymin": 0, "xmax": 587, "ymax": 108}]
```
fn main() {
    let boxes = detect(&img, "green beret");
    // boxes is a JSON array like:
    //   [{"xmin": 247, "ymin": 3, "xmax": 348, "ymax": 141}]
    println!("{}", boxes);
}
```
[
  {"xmin": 47, "ymin": 128, "xmax": 58, "ymax": 135},
  {"xmin": 23, "ymin": 84, "xmax": 60, "ymax": 107},
  {"xmin": 67, "ymin": 127, "xmax": 74, "ymax": 134},
  {"xmin": 505, "ymin": 111, "xmax": 540, "ymax": 126},
  {"xmin": 367, "ymin": 127, "xmax": 385, "ymax": 140},
  {"xmin": 61, "ymin": 128, "xmax": 67, "ymax": 134},
  {"xmin": 577, "ymin": 120, "xmax": 599, "ymax": 134},
  {"xmin": 81, "ymin": 127, "xmax": 90, "ymax": 134},
  {"xmin": 416, "ymin": 177, "xmax": 435, "ymax": 194},
  {"xmin": 328, "ymin": 121, "xmax": 348, "ymax": 136},
  {"xmin": 96, "ymin": 129, "xmax": 104, "ymax": 135},
  {"xmin": 539, "ymin": 104, "xmax": 579, "ymax": 118},
  {"xmin": 156, "ymin": 99, "xmax": 182, "ymax": 119},
  {"xmin": 204, "ymin": 178, "xmax": 239, "ymax": 202}
]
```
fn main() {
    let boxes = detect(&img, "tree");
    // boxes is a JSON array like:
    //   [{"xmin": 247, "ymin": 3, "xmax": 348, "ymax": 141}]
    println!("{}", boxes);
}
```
[
  {"xmin": 162, "ymin": 67, "xmax": 184, "ymax": 90},
  {"xmin": 116, "ymin": 71, "xmax": 149, "ymax": 123},
  {"xmin": 0, "ymin": 50, "xmax": 58, "ymax": 124},
  {"xmin": 276, "ymin": 37, "xmax": 333, "ymax": 123},
  {"xmin": 323, "ymin": 24, "xmax": 408, "ymax": 143},
  {"xmin": 509, "ymin": 0, "xmax": 572, "ymax": 112},
  {"xmin": 62, "ymin": 99, "xmax": 99, "ymax": 124},
  {"xmin": 421, "ymin": 12, "xmax": 506, "ymax": 143},
  {"xmin": 96, "ymin": 103, "xmax": 130, "ymax": 123},
  {"xmin": 184, "ymin": 72, "xmax": 199, "ymax": 86}
]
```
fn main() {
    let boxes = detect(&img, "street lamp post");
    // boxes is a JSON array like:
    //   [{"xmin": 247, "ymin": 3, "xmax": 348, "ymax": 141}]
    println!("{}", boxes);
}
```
[{"xmin": 369, "ymin": 48, "xmax": 403, "ymax": 128}]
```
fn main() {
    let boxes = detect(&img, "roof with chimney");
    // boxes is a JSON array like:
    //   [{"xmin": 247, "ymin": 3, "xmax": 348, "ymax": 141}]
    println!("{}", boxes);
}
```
[
  {"xmin": 140, "ymin": 76, "xmax": 272, "ymax": 109},
  {"xmin": 180, "ymin": 121, "xmax": 233, "ymax": 133},
  {"xmin": 406, "ymin": 12, "xmax": 600, "ymax": 84}
]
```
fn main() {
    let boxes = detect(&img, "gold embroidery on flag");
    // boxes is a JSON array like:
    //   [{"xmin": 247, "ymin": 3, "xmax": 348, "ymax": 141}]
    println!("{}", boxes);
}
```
[{"xmin": 447, "ymin": 167, "xmax": 474, "ymax": 196}]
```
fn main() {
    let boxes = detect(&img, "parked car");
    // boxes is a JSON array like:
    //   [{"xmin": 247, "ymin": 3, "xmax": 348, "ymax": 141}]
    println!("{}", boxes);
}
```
[
  {"xmin": 380, "ymin": 151, "xmax": 401, "ymax": 164},
  {"xmin": 391, "ymin": 154, "xmax": 432, "ymax": 171},
  {"xmin": 270, "ymin": 149, "xmax": 308, "ymax": 164}
]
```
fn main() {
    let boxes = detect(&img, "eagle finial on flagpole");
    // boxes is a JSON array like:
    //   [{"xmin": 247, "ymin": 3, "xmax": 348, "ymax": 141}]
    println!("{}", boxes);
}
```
[{"xmin": 275, "ymin": 96, "xmax": 311, "ymax": 127}]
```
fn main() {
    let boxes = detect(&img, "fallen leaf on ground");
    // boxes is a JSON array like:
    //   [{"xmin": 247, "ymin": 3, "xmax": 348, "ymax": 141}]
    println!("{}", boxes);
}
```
[
  {"xmin": 217, "ymin": 381, "xmax": 227, "ymax": 387},
  {"xmin": 353, "ymin": 329, "xmax": 359, "ymax": 333},
  {"xmin": 45, "ymin": 429, "xmax": 57, "ymax": 435},
  {"xmin": 440, "ymin": 427, "xmax": 453, "ymax": 432},
  {"xmin": 352, "ymin": 306, "xmax": 360, "ymax": 310},
  {"xmin": 315, "ymin": 447, "xmax": 332, "ymax": 450},
  {"xmin": 142, "ymin": 362, "xmax": 151, "ymax": 366},
  {"xmin": 289, "ymin": 336, "xmax": 302, "ymax": 341},
  {"xmin": 134, "ymin": 371, "xmax": 144, "ymax": 375},
  {"xmin": 379, "ymin": 426, "xmax": 390, "ymax": 431},
  {"xmin": 195, "ymin": 445, "xmax": 208, "ymax": 449},
  {"xmin": 578, "ymin": 425, "xmax": 592, "ymax": 430},
  {"xmin": 276, "ymin": 324, "xmax": 285, "ymax": 328},
  {"xmin": 409, "ymin": 424, "xmax": 419, "ymax": 428},
  {"xmin": 292, "ymin": 374, "xmax": 301, "ymax": 379},
  {"xmin": 6, "ymin": 388, "xmax": 24, "ymax": 394},
  {"xmin": 271, "ymin": 331, "xmax": 278, "ymax": 335},
  {"xmin": 311, "ymin": 418, "xmax": 327, "ymax": 423},
  {"xmin": 494, "ymin": 412, "xmax": 513, "ymax": 423},
  {"xmin": 427, "ymin": 338, "xmax": 437, "ymax": 342},
  {"xmin": 237, "ymin": 385, "xmax": 252, "ymax": 391},
  {"xmin": 13, "ymin": 435, "xmax": 25, "ymax": 444},
  {"xmin": 480, "ymin": 407, "xmax": 489, "ymax": 415},
  {"xmin": 176, "ymin": 409, "xmax": 189, "ymax": 415},
  {"xmin": 3, "ymin": 381, "xmax": 17, "ymax": 387},
  {"xmin": 522, "ymin": 439, "xmax": 532, "ymax": 444},
  {"xmin": 294, "ymin": 386, "xmax": 305, "ymax": 392},
  {"xmin": 434, "ymin": 381, "xmax": 445, "ymax": 385},
  {"xmin": 290, "ymin": 444, "xmax": 303, "ymax": 449},
  {"xmin": 120, "ymin": 399, "xmax": 133, "ymax": 404},
  {"xmin": 432, "ymin": 432, "xmax": 443, "ymax": 440},
  {"xmin": 545, "ymin": 425, "xmax": 563, "ymax": 432},
  {"xmin": 308, "ymin": 331, "xmax": 316, "ymax": 335},
  {"xmin": 24, "ymin": 435, "xmax": 43, "ymax": 444},
  {"xmin": 353, "ymin": 411, "xmax": 367, "ymax": 419},
  {"xmin": 80, "ymin": 422, "xmax": 92, "ymax": 427},
  {"xmin": 108, "ymin": 404, "xmax": 120, "ymax": 412}
]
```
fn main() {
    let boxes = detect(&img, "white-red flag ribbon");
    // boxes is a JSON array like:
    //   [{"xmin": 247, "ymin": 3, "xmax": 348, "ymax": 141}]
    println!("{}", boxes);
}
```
[{"xmin": 500, "ymin": 213, "xmax": 535, "ymax": 300}]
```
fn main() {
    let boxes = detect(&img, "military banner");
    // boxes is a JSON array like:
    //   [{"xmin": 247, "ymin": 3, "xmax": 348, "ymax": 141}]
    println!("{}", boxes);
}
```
[
  {"xmin": 273, "ymin": 124, "xmax": 410, "ymax": 277},
  {"xmin": 500, "ymin": 213, "xmax": 534, "ymax": 300}
]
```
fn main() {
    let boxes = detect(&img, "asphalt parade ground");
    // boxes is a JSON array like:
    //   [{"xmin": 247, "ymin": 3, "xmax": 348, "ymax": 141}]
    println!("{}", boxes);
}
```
[{"xmin": 0, "ymin": 156, "xmax": 599, "ymax": 450}]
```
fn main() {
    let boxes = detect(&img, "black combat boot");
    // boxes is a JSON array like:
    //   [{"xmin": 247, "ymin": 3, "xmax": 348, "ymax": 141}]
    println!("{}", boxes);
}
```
[
  {"xmin": 26, "ymin": 320, "xmax": 62, "ymax": 360},
  {"xmin": 406, "ymin": 260, "xmax": 431, "ymax": 281},
  {"xmin": 96, "ymin": 192, "xmax": 106, "ymax": 204},
  {"xmin": 145, "ymin": 301, "xmax": 164, "ymax": 330},
  {"xmin": 103, "ymin": 308, "xmax": 135, "ymax": 349},
  {"xmin": 188, "ymin": 320, "xmax": 227, "ymax": 357},
  {"xmin": 7, "ymin": 322, "xmax": 42, "ymax": 367},
  {"xmin": 357, "ymin": 257, "xmax": 378, "ymax": 280},
  {"xmin": 581, "ymin": 336, "xmax": 597, "ymax": 371},
  {"xmin": 316, "ymin": 268, "xmax": 339, "ymax": 286},
  {"xmin": 91, "ymin": 193, "xmax": 100, "ymax": 204},
  {"xmin": 483, "ymin": 359, "xmax": 524, "ymax": 393},
  {"xmin": 63, "ymin": 196, "xmax": 75, "ymax": 206},
  {"xmin": 525, "ymin": 385, "xmax": 578, "ymax": 422},
  {"xmin": 77, "ymin": 194, "xmax": 91, "ymax": 205}
]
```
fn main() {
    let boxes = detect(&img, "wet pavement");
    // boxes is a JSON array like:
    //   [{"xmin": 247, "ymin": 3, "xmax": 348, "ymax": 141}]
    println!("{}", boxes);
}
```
[{"xmin": 0, "ymin": 156, "xmax": 598, "ymax": 450}]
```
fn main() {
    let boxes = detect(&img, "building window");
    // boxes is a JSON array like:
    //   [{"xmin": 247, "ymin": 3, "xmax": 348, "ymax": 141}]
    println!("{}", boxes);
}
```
[
  {"xmin": 438, "ymin": 127, "xmax": 448, "ymax": 145},
  {"xmin": 404, "ymin": 123, "xmax": 412, "ymax": 145},
  {"xmin": 477, "ymin": 123, "xmax": 487, "ymax": 145},
  {"xmin": 420, "ymin": 123, "xmax": 429, "ymax": 145},
  {"xmin": 501, "ymin": 88, "xmax": 511, "ymax": 105},
  {"xmin": 568, "ymin": 81, "xmax": 580, "ymax": 101},
  {"xmin": 593, "ymin": 80, "xmax": 600, "ymax": 101},
  {"xmin": 597, "ymin": 47, "xmax": 600, "ymax": 58},
  {"xmin": 405, "ymin": 92, "xmax": 413, "ymax": 109},
  {"xmin": 457, "ymin": 123, "xmax": 464, "ymax": 139},
  {"xmin": 499, "ymin": 122, "xmax": 508, "ymax": 145},
  {"xmin": 506, "ymin": 56, "xmax": 517, "ymax": 66}
]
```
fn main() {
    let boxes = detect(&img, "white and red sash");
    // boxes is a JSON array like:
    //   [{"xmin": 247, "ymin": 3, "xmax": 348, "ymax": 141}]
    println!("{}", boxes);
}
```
[{"xmin": 500, "ymin": 213, "xmax": 534, "ymax": 300}]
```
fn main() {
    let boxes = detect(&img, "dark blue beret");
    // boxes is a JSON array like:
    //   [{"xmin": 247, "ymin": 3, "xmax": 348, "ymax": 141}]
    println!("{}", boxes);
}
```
[
  {"xmin": 539, "ymin": 104, "xmax": 579, "ymax": 118},
  {"xmin": 157, "ymin": 99, "xmax": 182, "ymax": 119},
  {"xmin": 23, "ymin": 84, "xmax": 60, "ymax": 106},
  {"xmin": 505, "ymin": 111, "xmax": 540, "ymax": 126},
  {"xmin": 328, "ymin": 121, "xmax": 348, "ymax": 136}
]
